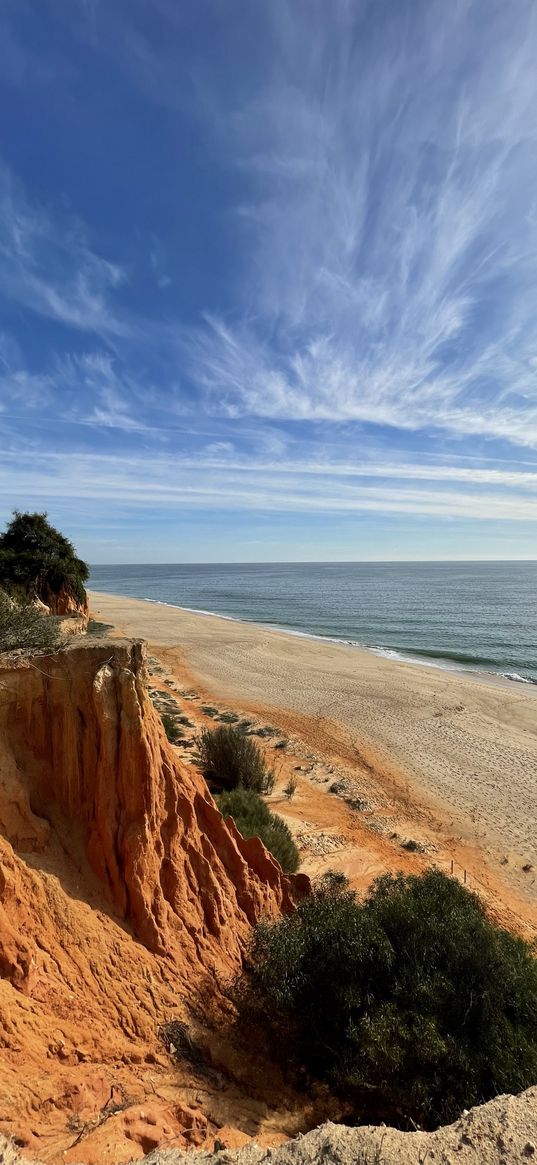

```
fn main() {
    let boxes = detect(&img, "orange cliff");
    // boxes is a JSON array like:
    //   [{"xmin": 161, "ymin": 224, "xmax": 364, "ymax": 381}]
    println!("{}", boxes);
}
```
[
  {"xmin": 42, "ymin": 582, "xmax": 89, "ymax": 620},
  {"xmin": 0, "ymin": 639, "xmax": 308, "ymax": 1161}
]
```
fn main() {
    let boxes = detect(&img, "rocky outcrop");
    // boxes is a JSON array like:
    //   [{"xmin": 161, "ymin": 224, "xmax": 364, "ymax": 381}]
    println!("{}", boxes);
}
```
[{"xmin": 0, "ymin": 639, "xmax": 308, "ymax": 1159}]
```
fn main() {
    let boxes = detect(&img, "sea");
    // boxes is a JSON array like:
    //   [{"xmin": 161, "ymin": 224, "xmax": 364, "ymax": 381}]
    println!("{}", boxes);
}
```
[{"xmin": 89, "ymin": 561, "xmax": 537, "ymax": 686}]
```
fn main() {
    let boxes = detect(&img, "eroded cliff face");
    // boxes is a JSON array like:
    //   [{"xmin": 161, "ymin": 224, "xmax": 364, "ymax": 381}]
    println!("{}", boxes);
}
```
[
  {"xmin": 41, "ymin": 582, "xmax": 89, "ymax": 621},
  {"xmin": 0, "ymin": 640, "xmax": 308, "ymax": 1161}
]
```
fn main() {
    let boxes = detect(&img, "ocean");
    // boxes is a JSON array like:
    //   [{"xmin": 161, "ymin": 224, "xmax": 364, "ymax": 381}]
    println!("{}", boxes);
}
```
[{"xmin": 89, "ymin": 561, "xmax": 537, "ymax": 685}]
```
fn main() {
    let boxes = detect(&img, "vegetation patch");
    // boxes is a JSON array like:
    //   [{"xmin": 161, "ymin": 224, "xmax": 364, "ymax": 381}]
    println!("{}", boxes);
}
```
[
  {"xmin": 249, "ymin": 724, "xmax": 280, "ymax": 738},
  {"xmin": 283, "ymin": 775, "xmax": 298, "ymax": 800},
  {"xmin": 196, "ymin": 724, "xmax": 275, "ymax": 794},
  {"xmin": 233, "ymin": 869, "xmax": 537, "ymax": 1130},
  {"xmin": 218, "ymin": 788, "xmax": 300, "ymax": 873},
  {"xmin": 161, "ymin": 712, "xmax": 184, "ymax": 743},
  {"xmin": 0, "ymin": 511, "xmax": 89, "ymax": 608},
  {"xmin": 159, "ymin": 1020, "xmax": 210, "ymax": 1074},
  {"xmin": 0, "ymin": 591, "xmax": 65, "ymax": 656}
]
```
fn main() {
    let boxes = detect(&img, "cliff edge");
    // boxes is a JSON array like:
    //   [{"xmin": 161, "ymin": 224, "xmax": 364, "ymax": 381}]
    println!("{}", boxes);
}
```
[{"xmin": 0, "ymin": 639, "xmax": 307, "ymax": 1161}]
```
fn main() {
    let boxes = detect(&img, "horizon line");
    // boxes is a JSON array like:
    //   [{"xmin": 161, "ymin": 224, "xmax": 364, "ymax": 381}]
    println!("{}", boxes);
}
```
[{"xmin": 88, "ymin": 558, "xmax": 537, "ymax": 567}]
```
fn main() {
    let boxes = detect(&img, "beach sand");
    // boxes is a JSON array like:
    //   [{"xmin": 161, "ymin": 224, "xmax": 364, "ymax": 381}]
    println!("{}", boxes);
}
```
[{"xmin": 89, "ymin": 591, "xmax": 537, "ymax": 933}]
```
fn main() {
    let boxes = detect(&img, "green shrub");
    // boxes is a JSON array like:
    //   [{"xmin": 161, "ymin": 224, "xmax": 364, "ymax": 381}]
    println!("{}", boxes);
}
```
[
  {"xmin": 218, "ymin": 788, "xmax": 300, "ymax": 873},
  {"xmin": 161, "ymin": 712, "xmax": 184, "ymax": 743},
  {"xmin": 0, "ymin": 590, "xmax": 64, "ymax": 656},
  {"xmin": 196, "ymin": 724, "xmax": 275, "ymax": 794},
  {"xmin": 0, "ymin": 512, "xmax": 89, "ymax": 607},
  {"xmin": 234, "ymin": 869, "xmax": 537, "ymax": 1129}
]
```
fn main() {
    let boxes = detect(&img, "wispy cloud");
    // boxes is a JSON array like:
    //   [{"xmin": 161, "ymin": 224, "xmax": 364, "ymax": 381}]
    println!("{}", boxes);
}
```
[
  {"xmin": 2, "ymin": 1, "xmax": 537, "ymax": 558},
  {"xmin": 0, "ymin": 163, "xmax": 128, "ymax": 336},
  {"xmin": 0, "ymin": 447, "xmax": 536, "ymax": 524},
  {"xmin": 184, "ymin": 0, "xmax": 537, "ymax": 448}
]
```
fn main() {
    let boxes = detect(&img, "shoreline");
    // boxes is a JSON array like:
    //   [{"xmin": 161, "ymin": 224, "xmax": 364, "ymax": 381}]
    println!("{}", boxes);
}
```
[
  {"xmin": 88, "ymin": 589, "xmax": 537, "ymax": 930},
  {"xmin": 89, "ymin": 588, "xmax": 537, "ymax": 695}
]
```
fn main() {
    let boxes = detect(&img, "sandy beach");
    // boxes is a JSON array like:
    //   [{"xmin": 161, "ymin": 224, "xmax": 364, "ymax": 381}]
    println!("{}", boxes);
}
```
[{"xmin": 89, "ymin": 590, "xmax": 537, "ymax": 932}]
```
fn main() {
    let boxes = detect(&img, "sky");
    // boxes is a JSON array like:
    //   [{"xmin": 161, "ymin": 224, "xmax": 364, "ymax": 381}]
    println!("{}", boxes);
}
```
[{"xmin": 1, "ymin": 0, "xmax": 537, "ymax": 563}]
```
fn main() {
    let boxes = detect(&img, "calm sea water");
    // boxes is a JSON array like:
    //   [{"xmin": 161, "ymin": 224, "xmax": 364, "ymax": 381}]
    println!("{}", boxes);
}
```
[{"xmin": 89, "ymin": 562, "xmax": 537, "ymax": 685}]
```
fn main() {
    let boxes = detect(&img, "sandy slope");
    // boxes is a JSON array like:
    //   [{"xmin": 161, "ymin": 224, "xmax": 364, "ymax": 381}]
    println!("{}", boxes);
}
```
[
  {"xmin": 138, "ymin": 1086, "xmax": 537, "ymax": 1165},
  {"xmin": 89, "ymin": 592, "xmax": 537, "ymax": 925},
  {"xmin": 3, "ymin": 1087, "xmax": 537, "ymax": 1165}
]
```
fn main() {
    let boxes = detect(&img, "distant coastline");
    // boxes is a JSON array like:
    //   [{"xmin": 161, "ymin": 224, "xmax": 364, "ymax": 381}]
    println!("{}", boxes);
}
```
[{"xmin": 89, "ymin": 560, "xmax": 537, "ymax": 687}]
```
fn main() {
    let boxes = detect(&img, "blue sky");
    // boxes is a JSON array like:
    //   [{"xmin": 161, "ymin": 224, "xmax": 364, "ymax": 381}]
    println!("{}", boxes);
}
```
[{"xmin": 1, "ymin": 0, "xmax": 537, "ymax": 562}]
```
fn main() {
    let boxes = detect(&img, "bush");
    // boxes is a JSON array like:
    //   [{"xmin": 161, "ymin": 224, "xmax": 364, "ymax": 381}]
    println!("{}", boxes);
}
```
[
  {"xmin": 234, "ymin": 869, "xmax": 537, "ymax": 1129},
  {"xmin": 0, "ymin": 590, "xmax": 64, "ymax": 656},
  {"xmin": 0, "ymin": 511, "xmax": 89, "ymax": 608},
  {"xmin": 196, "ymin": 724, "xmax": 275, "ymax": 794},
  {"xmin": 161, "ymin": 712, "xmax": 184, "ymax": 743},
  {"xmin": 218, "ymin": 788, "xmax": 300, "ymax": 873}
]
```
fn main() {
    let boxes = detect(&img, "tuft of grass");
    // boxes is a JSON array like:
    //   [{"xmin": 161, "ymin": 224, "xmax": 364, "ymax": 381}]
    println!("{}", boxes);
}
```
[
  {"xmin": 283, "ymin": 776, "xmax": 298, "ymax": 800},
  {"xmin": 196, "ymin": 724, "xmax": 275, "ymax": 794},
  {"xmin": 249, "ymin": 724, "xmax": 280, "ymax": 738},
  {"xmin": 401, "ymin": 837, "xmax": 426, "ymax": 852}
]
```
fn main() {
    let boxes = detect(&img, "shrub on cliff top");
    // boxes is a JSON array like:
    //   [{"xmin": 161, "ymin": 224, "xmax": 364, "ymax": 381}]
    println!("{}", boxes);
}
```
[
  {"xmin": 218, "ymin": 788, "xmax": 300, "ymax": 873},
  {"xmin": 0, "ymin": 511, "xmax": 89, "ymax": 608},
  {"xmin": 0, "ymin": 590, "xmax": 64, "ymax": 656},
  {"xmin": 234, "ymin": 868, "xmax": 537, "ymax": 1130},
  {"xmin": 196, "ymin": 724, "xmax": 275, "ymax": 794}
]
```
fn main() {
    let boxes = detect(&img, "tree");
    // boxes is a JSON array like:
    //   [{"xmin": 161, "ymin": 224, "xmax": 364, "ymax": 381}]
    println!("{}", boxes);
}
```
[
  {"xmin": 0, "ymin": 512, "xmax": 89, "ymax": 608},
  {"xmin": 234, "ymin": 869, "xmax": 537, "ymax": 1129}
]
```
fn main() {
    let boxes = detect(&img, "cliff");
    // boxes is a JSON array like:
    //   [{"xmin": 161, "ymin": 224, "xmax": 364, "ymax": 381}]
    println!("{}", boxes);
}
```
[
  {"xmin": 41, "ymin": 581, "xmax": 89, "ymax": 621},
  {"xmin": 0, "ymin": 639, "xmax": 307, "ymax": 1161}
]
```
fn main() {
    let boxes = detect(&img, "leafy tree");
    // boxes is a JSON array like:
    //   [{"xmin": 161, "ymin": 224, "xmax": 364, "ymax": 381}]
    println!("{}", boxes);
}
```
[
  {"xmin": 196, "ymin": 724, "xmax": 275, "ymax": 794},
  {"xmin": 0, "ymin": 590, "xmax": 64, "ymax": 655},
  {"xmin": 234, "ymin": 869, "xmax": 537, "ymax": 1129},
  {"xmin": 218, "ymin": 787, "xmax": 300, "ymax": 873},
  {"xmin": 0, "ymin": 512, "xmax": 89, "ymax": 607}
]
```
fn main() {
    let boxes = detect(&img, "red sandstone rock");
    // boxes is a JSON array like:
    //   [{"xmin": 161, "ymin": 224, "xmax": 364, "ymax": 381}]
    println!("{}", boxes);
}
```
[
  {"xmin": 41, "ymin": 581, "xmax": 89, "ymax": 620},
  {"xmin": 0, "ymin": 638, "xmax": 309, "ymax": 1161}
]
